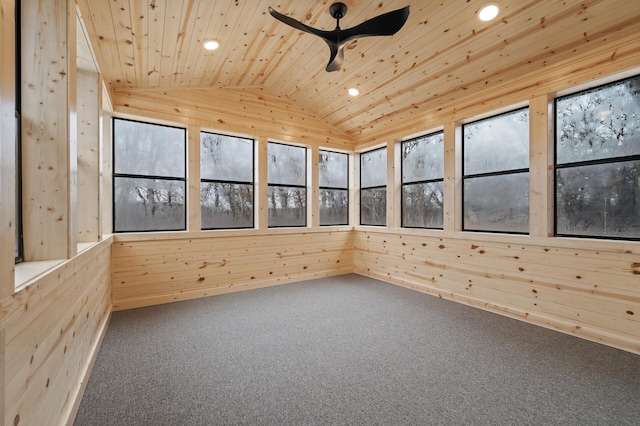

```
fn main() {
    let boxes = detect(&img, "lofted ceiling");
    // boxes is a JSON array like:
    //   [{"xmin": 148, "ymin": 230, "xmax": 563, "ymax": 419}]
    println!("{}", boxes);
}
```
[{"xmin": 77, "ymin": 0, "xmax": 640, "ymax": 139}]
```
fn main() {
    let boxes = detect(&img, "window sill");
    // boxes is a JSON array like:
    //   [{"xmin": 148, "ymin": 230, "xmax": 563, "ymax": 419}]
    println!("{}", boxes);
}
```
[
  {"xmin": 14, "ymin": 238, "xmax": 113, "ymax": 293},
  {"xmin": 78, "ymin": 241, "xmax": 100, "ymax": 253},
  {"xmin": 15, "ymin": 259, "xmax": 65, "ymax": 293}
]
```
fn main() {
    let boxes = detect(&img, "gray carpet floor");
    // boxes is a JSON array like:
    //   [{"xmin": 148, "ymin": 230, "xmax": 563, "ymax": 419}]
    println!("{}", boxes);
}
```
[{"xmin": 74, "ymin": 274, "xmax": 640, "ymax": 425}]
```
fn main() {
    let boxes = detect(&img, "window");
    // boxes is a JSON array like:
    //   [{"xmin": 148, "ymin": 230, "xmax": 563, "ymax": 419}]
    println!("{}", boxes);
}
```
[
  {"xmin": 360, "ymin": 147, "xmax": 387, "ymax": 226},
  {"xmin": 555, "ymin": 75, "xmax": 640, "ymax": 239},
  {"xmin": 200, "ymin": 132, "xmax": 254, "ymax": 229},
  {"xmin": 15, "ymin": 0, "xmax": 23, "ymax": 262},
  {"xmin": 267, "ymin": 142, "xmax": 307, "ymax": 227},
  {"xmin": 401, "ymin": 132, "xmax": 444, "ymax": 228},
  {"xmin": 113, "ymin": 118, "xmax": 186, "ymax": 232},
  {"xmin": 319, "ymin": 150, "xmax": 349, "ymax": 226},
  {"xmin": 462, "ymin": 108, "xmax": 530, "ymax": 233}
]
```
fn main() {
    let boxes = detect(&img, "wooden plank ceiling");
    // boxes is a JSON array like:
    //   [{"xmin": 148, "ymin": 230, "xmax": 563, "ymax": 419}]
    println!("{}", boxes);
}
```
[{"xmin": 77, "ymin": 0, "xmax": 640, "ymax": 139}]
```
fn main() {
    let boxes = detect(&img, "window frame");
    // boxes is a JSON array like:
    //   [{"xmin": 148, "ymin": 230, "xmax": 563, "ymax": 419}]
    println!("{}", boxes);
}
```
[
  {"xmin": 200, "ymin": 131, "xmax": 255, "ymax": 230},
  {"xmin": 400, "ymin": 131, "xmax": 444, "ymax": 230},
  {"xmin": 554, "ymin": 75, "xmax": 640, "ymax": 241},
  {"xmin": 461, "ymin": 106, "xmax": 530, "ymax": 235},
  {"xmin": 359, "ymin": 146, "xmax": 387, "ymax": 226},
  {"xmin": 15, "ymin": 0, "xmax": 23, "ymax": 263},
  {"xmin": 267, "ymin": 141, "xmax": 308, "ymax": 228},
  {"xmin": 318, "ymin": 149, "xmax": 349, "ymax": 226},
  {"xmin": 112, "ymin": 117, "xmax": 188, "ymax": 233}
]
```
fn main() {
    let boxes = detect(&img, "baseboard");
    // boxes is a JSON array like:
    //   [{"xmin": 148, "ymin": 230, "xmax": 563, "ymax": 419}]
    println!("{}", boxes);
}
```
[{"xmin": 63, "ymin": 305, "xmax": 112, "ymax": 426}]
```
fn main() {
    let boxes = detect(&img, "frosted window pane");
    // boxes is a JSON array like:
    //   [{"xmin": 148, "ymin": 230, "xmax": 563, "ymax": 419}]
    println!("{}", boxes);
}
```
[
  {"xmin": 319, "ymin": 150, "xmax": 348, "ymax": 188},
  {"xmin": 402, "ymin": 182, "xmax": 444, "ymax": 228},
  {"xmin": 201, "ymin": 182, "xmax": 253, "ymax": 229},
  {"xmin": 557, "ymin": 76, "xmax": 640, "ymax": 164},
  {"xmin": 464, "ymin": 173, "xmax": 529, "ymax": 233},
  {"xmin": 402, "ymin": 132, "xmax": 444, "ymax": 183},
  {"xmin": 556, "ymin": 160, "xmax": 640, "ymax": 238},
  {"xmin": 361, "ymin": 188, "xmax": 386, "ymax": 226},
  {"xmin": 114, "ymin": 119, "xmax": 185, "ymax": 177},
  {"xmin": 319, "ymin": 189, "xmax": 348, "ymax": 225},
  {"xmin": 361, "ymin": 148, "xmax": 387, "ymax": 188},
  {"xmin": 464, "ymin": 109, "xmax": 529, "ymax": 175},
  {"xmin": 114, "ymin": 177, "xmax": 185, "ymax": 232},
  {"xmin": 268, "ymin": 186, "xmax": 306, "ymax": 227},
  {"xmin": 268, "ymin": 143, "xmax": 306, "ymax": 186},
  {"xmin": 200, "ymin": 133, "xmax": 253, "ymax": 182}
]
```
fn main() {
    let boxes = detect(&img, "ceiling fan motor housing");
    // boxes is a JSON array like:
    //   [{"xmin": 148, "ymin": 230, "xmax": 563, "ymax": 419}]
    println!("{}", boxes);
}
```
[{"xmin": 330, "ymin": 3, "xmax": 348, "ymax": 19}]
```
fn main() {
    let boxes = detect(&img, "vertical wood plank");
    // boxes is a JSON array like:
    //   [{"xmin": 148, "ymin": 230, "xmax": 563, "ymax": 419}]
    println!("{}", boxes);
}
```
[
  {"xmin": 21, "ymin": 0, "xmax": 76, "ymax": 260},
  {"xmin": 76, "ymin": 70, "xmax": 100, "ymax": 243},
  {"xmin": 100, "ymin": 85, "xmax": 113, "ymax": 235},
  {"xmin": 529, "ymin": 94, "xmax": 553, "ymax": 237},
  {"xmin": 187, "ymin": 124, "xmax": 201, "ymax": 231},
  {"xmin": 386, "ymin": 140, "xmax": 397, "ymax": 228},
  {"xmin": 0, "ymin": 0, "xmax": 15, "ymax": 418},
  {"xmin": 0, "ymin": 0, "xmax": 17, "ymax": 296},
  {"xmin": 349, "ymin": 153, "xmax": 357, "ymax": 226},
  {"xmin": 67, "ymin": 0, "xmax": 78, "ymax": 256},
  {"xmin": 391, "ymin": 140, "xmax": 402, "ymax": 229},
  {"xmin": 443, "ymin": 122, "xmax": 460, "ymax": 232},
  {"xmin": 0, "ymin": 328, "xmax": 4, "ymax": 423},
  {"xmin": 257, "ymin": 137, "xmax": 268, "ymax": 229},
  {"xmin": 309, "ymin": 146, "xmax": 319, "ymax": 228}
]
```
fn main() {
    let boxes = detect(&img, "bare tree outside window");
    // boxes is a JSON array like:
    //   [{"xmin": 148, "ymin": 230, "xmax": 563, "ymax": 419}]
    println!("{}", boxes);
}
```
[
  {"xmin": 360, "ymin": 147, "xmax": 387, "ymax": 226},
  {"xmin": 268, "ymin": 142, "xmax": 307, "ymax": 227},
  {"xmin": 319, "ymin": 150, "xmax": 348, "ymax": 225},
  {"xmin": 556, "ymin": 75, "xmax": 640, "ymax": 239},
  {"xmin": 463, "ymin": 108, "xmax": 530, "ymax": 233},
  {"xmin": 200, "ymin": 132, "xmax": 254, "ymax": 229},
  {"xmin": 113, "ymin": 118, "xmax": 186, "ymax": 232},
  {"xmin": 401, "ymin": 132, "xmax": 444, "ymax": 228}
]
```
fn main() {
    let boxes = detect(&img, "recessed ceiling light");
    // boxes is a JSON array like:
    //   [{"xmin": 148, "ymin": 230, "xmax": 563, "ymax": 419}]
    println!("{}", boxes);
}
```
[
  {"xmin": 478, "ymin": 3, "xmax": 500, "ymax": 21},
  {"xmin": 203, "ymin": 40, "xmax": 220, "ymax": 50},
  {"xmin": 348, "ymin": 88, "xmax": 360, "ymax": 96}
]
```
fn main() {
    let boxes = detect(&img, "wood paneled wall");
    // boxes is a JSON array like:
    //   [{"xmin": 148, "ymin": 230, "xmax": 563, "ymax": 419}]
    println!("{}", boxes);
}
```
[
  {"xmin": 354, "ymin": 230, "xmax": 640, "ymax": 354},
  {"xmin": 1, "ymin": 239, "xmax": 112, "ymax": 426},
  {"xmin": 112, "ymin": 86, "xmax": 353, "ymax": 150},
  {"xmin": 112, "ymin": 230, "xmax": 354, "ymax": 310}
]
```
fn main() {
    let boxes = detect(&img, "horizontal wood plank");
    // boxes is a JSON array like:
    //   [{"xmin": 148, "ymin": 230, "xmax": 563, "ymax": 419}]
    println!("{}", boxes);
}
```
[
  {"xmin": 354, "ymin": 230, "xmax": 640, "ymax": 354},
  {"xmin": 2, "ymin": 241, "xmax": 112, "ymax": 426},
  {"xmin": 112, "ymin": 231, "xmax": 354, "ymax": 309}
]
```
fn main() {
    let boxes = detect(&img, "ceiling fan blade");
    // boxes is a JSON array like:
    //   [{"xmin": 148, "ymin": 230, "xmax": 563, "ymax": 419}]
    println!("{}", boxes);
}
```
[
  {"xmin": 326, "ymin": 45, "xmax": 345, "ymax": 72},
  {"xmin": 269, "ymin": 5, "xmax": 410, "ymax": 72},
  {"xmin": 341, "ymin": 6, "xmax": 410, "ymax": 42},
  {"xmin": 268, "ymin": 7, "xmax": 330, "ymax": 39}
]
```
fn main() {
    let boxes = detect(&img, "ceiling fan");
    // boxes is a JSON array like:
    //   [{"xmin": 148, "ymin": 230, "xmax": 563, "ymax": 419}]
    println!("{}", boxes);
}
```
[{"xmin": 269, "ymin": 2, "xmax": 410, "ymax": 72}]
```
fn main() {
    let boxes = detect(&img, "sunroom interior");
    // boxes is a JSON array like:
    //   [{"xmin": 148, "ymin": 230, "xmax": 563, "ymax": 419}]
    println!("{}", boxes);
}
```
[{"xmin": 1, "ymin": 0, "xmax": 639, "ymax": 424}]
